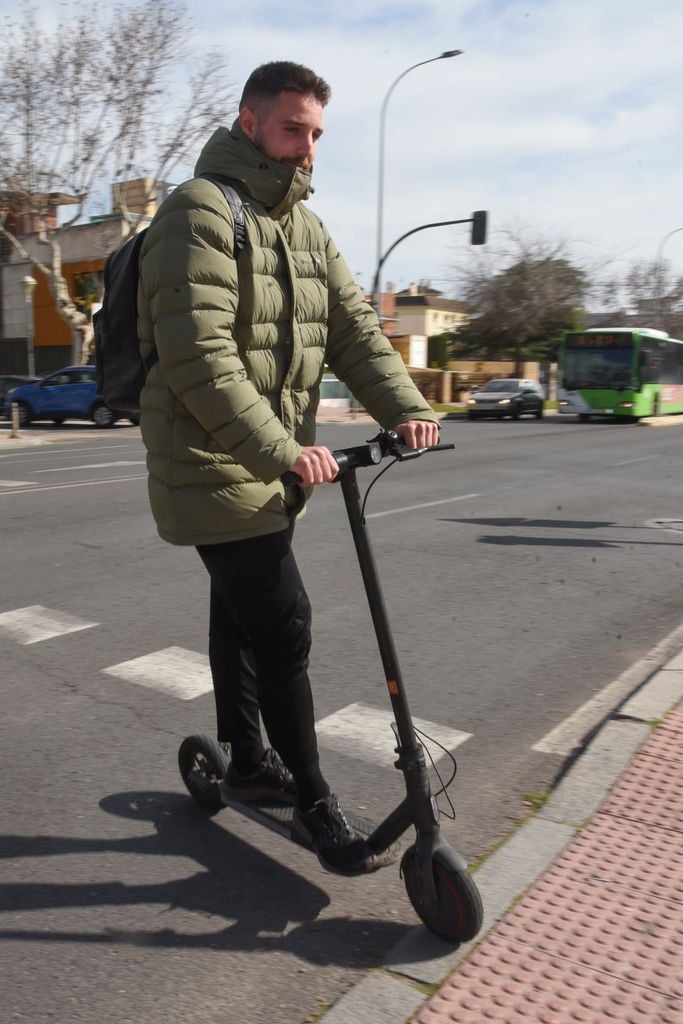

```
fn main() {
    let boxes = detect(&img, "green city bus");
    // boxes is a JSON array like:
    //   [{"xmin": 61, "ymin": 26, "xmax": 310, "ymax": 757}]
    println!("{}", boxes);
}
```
[{"xmin": 557, "ymin": 327, "xmax": 683, "ymax": 421}]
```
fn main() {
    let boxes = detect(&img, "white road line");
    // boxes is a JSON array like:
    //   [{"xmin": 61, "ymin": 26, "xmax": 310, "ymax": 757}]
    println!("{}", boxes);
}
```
[
  {"xmin": 614, "ymin": 455, "xmax": 662, "ymax": 466},
  {"xmin": 533, "ymin": 617, "xmax": 683, "ymax": 755},
  {"xmin": 366, "ymin": 493, "xmax": 479, "ymax": 520},
  {"xmin": 34, "ymin": 461, "xmax": 146, "ymax": 473},
  {"xmin": 0, "ymin": 605, "xmax": 99, "ymax": 644},
  {"xmin": 0, "ymin": 443, "xmax": 139, "ymax": 461},
  {"xmin": 315, "ymin": 701, "xmax": 471, "ymax": 766},
  {"xmin": 103, "ymin": 647, "xmax": 213, "ymax": 700},
  {"xmin": 0, "ymin": 473, "xmax": 147, "ymax": 496},
  {"xmin": 0, "ymin": 480, "xmax": 33, "ymax": 488}
]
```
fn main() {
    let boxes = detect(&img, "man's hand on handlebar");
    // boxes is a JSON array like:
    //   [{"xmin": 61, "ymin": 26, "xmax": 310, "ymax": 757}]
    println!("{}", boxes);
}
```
[
  {"xmin": 288, "ymin": 446, "xmax": 340, "ymax": 486},
  {"xmin": 395, "ymin": 420, "xmax": 440, "ymax": 449}
]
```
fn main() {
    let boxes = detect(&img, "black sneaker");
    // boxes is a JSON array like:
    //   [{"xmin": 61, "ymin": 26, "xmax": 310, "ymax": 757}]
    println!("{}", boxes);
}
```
[
  {"xmin": 293, "ymin": 795, "xmax": 377, "ymax": 876},
  {"xmin": 224, "ymin": 748, "xmax": 296, "ymax": 804}
]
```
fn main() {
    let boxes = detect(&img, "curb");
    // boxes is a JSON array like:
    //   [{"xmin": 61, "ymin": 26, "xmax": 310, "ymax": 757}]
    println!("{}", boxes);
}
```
[
  {"xmin": 3, "ymin": 412, "xmax": 681, "ymax": 447},
  {"xmin": 0, "ymin": 426, "xmax": 135, "ymax": 447},
  {"xmin": 318, "ymin": 639, "xmax": 683, "ymax": 1024}
]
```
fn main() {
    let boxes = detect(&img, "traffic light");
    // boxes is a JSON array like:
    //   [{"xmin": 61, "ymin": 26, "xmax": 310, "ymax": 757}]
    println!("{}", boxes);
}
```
[{"xmin": 470, "ymin": 211, "xmax": 488, "ymax": 245}]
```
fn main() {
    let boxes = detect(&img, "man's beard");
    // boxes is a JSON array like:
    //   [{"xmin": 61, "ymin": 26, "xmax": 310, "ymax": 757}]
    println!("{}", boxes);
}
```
[{"xmin": 252, "ymin": 130, "xmax": 311, "ymax": 171}]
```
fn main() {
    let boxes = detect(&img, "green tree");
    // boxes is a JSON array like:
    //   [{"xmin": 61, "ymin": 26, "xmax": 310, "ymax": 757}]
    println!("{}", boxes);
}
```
[
  {"xmin": 454, "ymin": 233, "xmax": 589, "ymax": 372},
  {"xmin": 428, "ymin": 332, "xmax": 450, "ymax": 369}
]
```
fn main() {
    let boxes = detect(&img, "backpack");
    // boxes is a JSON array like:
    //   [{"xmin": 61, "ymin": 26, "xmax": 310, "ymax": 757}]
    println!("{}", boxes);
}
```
[{"xmin": 94, "ymin": 173, "xmax": 246, "ymax": 415}]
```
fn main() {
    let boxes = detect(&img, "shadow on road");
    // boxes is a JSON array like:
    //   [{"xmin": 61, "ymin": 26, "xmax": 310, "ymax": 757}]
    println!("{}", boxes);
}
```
[
  {"xmin": 0, "ymin": 790, "xmax": 409, "ymax": 966},
  {"xmin": 442, "ymin": 517, "xmax": 683, "ymax": 549}
]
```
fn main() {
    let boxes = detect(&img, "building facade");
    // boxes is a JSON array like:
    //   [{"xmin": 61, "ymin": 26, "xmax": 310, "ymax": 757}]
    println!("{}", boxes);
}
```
[
  {"xmin": 394, "ymin": 284, "xmax": 469, "ymax": 337},
  {"xmin": 0, "ymin": 179, "xmax": 167, "ymax": 374}
]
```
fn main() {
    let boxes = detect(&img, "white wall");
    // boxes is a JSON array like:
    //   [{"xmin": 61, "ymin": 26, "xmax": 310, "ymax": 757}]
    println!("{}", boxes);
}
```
[{"xmin": 408, "ymin": 335, "xmax": 428, "ymax": 368}]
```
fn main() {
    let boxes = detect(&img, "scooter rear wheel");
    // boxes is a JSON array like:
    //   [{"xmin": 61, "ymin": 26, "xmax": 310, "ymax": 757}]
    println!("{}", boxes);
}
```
[
  {"xmin": 401, "ymin": 844, "xmax": 483, "ymax": 943},
  {"xmin": 178, "ymin": 735, "xmax": 228, "ymax": 815}
]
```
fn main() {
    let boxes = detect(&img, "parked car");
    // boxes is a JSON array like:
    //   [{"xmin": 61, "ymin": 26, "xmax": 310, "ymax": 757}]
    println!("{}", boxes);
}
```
[
  {"xmin": 3, "ymin": 366, "xmax": 138, "ymax": 428},
  {"xmin": 467, "ymin": 378, "xmax": 545, "ymax": 420},
  {"xmin": 0, "ymin": 374, "xmax": 40, "ymax": 416}
]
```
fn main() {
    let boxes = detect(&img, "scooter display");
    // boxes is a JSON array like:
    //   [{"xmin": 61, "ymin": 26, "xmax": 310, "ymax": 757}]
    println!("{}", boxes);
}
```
[{"xmin": 178, "ymin": 429, "xmax": 483, "ymax": 943}]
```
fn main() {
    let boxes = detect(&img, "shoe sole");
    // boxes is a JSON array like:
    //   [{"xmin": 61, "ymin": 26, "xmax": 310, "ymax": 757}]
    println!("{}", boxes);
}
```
[{"xmin": 292, "ymin": 810, "xmax": 378, "ymax": 877}]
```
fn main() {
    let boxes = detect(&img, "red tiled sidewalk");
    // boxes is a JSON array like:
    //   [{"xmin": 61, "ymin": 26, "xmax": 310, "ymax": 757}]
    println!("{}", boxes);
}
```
[{"xmin": 414, "ymin": 710, "xmax": 683, "ymax": 1024}]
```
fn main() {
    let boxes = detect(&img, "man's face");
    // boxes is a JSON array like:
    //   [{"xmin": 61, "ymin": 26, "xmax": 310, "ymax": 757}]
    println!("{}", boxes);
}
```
[{"xmin": 239, "ymin": 90, "xmax": 324, "ymax": 172}]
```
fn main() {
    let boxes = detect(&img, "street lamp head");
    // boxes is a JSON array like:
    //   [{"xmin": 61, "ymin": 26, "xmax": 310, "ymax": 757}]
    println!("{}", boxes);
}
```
[{"xmin": 440, "ymin": 50, "xmax": 464, "ymax": 58}]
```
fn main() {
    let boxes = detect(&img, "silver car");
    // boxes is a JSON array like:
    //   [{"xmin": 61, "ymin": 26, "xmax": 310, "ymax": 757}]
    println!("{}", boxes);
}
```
[{"xmin": 467, "ymin": 378, "xmax": 545, "ymax": 420}]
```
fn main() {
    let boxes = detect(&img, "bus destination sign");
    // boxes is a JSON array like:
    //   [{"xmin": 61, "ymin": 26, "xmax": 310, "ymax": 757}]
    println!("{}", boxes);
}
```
[{"xmin": 567, "ymin": 333, "xmax": 631, "ymax": 348}]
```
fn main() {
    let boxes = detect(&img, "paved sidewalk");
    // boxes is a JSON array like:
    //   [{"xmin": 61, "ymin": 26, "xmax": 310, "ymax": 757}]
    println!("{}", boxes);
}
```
[
  {"xmin": 416, "ymin": 702, "xmax": 683, "ymax": 1023},
  {"xmin": 0, "ymin": 406, "xmax": 374, "ymax": 448},
  {"xmin": 320, "ymin": 647, "xmax": 683, "ymax": 1024}
]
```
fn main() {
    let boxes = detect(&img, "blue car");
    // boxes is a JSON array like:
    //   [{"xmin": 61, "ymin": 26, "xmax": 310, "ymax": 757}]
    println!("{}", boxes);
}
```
[
  {"xmin": 3, "ymin": 366, "xmax": 138, "ymax": 428},
  {"xmin": 0, "ymin": 374, "xmax": 39, "ymax": 414}
]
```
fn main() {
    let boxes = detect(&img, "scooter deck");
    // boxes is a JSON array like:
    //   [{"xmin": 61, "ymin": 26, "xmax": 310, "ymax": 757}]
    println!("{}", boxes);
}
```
[{"xmin": 218, "ymin": 783, "xmax": 402, "ymax": 869}]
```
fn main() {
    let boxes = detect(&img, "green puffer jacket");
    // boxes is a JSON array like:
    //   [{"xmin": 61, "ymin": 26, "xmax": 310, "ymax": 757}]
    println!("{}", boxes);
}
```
[{"xmin": 137, "ymin": 122, "xmax": 437, "ymax": 545}]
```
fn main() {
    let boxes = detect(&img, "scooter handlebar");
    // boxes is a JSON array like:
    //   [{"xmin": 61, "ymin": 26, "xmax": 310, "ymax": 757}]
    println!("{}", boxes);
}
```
[{"xmin": 281, "ymin": 431, "xmax": 454, "ymax": 485}]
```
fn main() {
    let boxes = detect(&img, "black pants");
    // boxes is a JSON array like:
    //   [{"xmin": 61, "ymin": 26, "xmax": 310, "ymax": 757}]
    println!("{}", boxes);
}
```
[{"xmin": 197, "ymin": 529, "xmax": 328, "ymax": 805}]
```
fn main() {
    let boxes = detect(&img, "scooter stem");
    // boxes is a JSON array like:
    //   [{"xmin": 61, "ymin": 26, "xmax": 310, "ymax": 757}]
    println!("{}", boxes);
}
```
[
  {"xmin": 338, "ymin": 468, "xmax": 445, "ymax": 912},
  {"xmin": 339, "ymin": 468, "xmax": 421, "ymax": 755}
]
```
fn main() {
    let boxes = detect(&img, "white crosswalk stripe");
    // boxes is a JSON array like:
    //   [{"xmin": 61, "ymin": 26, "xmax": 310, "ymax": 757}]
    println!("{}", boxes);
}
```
[
  {"xmin": 103, "ymin": 646, "xmax": 213, "ymax": 700},
  {"xmin": 315, "ymin": 701, "xmax": 471, "ymax": 765},
  {"xmin": 0, "ymin": 605, "xmax": 99, "ymax": 644},
  {"xmin": 1, "ymin": 605, "xmax": 472, "ymax": 765}
]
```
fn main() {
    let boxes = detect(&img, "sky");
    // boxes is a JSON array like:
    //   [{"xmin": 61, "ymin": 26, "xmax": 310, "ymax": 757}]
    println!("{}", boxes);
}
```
[{"xmin": 5, "ymin": 0, "xmax": 683, "ymax": 298}]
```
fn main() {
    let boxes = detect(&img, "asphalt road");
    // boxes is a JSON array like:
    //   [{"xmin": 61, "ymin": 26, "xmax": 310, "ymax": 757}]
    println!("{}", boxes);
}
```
[{"xmin": 1, "ymin": 415, "xmax": 682, "ymax": 1024}]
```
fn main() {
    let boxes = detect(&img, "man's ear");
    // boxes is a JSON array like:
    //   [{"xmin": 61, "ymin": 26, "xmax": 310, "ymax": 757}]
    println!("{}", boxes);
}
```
[{"xmin": 239, "ymin": 106, "xmax": 257, "ymax": 140}]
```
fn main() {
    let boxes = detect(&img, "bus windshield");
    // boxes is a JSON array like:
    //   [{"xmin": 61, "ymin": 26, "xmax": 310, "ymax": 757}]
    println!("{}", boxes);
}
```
[{"xmin": 562, "ymin": 347, "xmax": 633, "ymax": 390}]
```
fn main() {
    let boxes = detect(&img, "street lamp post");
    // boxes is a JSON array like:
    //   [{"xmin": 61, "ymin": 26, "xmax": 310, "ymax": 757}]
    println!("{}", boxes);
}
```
[
  {"xmin": 21, "ymin": 274, "xmax": 37, "ymax": 376},
  {"xmin": 655, "ymin": 227, "xmax": 683, "ymax": 268},
  {"xmin": 372, "ymin": 212, "xmax": 488, "ymax": 300},
  {"xmin": 374, "ymin": 50, "xmax": 463, "ymax": 318},
  {"xmin": 654, "ymin": 228, "xmax": 683, "ymax": 324}
]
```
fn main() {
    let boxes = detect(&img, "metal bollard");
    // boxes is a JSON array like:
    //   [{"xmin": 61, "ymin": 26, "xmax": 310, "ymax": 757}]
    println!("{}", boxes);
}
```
[{"xmin": 9, "ymin": 401, "xmax": 20, "ymax": 439}]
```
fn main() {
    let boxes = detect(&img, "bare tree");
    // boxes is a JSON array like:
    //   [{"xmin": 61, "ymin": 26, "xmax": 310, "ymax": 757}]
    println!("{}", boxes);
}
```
[
  {"xmin": 452, "ymin": 229, "xmax": 590, "ymax": 372},
  {"xmin": 0, "ymin": 0, "xmax": 235, "ymax": 364},
  {"xmin": 598, "ymin": 260, "xmax": 683, "ymax": 337}
]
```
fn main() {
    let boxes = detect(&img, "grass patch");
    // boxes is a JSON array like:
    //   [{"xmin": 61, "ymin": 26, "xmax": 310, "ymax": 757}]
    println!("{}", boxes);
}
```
[
  {"xmin": 413, "ymin": 980, "xmax": 441, "ymax": 998},
  {"xmin": 467, "ymin": 826, "xmax": 518, "ymax": 873},
  {"xmin": 522, "ymin": 788, "xmax": 551, "ymax": 813},
  {"xmin": 304, "ymin": 1003, "xmax": 334, "ymax": 1022},
  {"xmin": 431, "ymin": 402, "xmax": 466, "ymax": 413},
  {"xmin": 468, "ymin": 788, "xmax": 552, "ymax": 873}
]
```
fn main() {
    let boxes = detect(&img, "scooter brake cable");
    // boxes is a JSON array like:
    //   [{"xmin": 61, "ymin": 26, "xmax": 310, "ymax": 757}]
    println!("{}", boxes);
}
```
[
  {"xmin": 359, "ymin": 458, "xmax": 398, "ymax": 521},
  {"xmin": 414, "ymin": 726, "xmax": 458, "ymax": 819}
]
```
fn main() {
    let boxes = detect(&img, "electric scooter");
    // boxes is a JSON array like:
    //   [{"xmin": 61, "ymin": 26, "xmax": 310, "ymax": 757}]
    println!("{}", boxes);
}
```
[{"xmin": 178, "ymin": 429, "xmax": 483, "ymax": 943}]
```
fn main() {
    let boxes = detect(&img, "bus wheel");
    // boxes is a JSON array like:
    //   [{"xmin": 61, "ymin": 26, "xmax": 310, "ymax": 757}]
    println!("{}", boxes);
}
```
[{"xmin": 579, "ymin": 413, "xmax": 590, "ymax": 423}]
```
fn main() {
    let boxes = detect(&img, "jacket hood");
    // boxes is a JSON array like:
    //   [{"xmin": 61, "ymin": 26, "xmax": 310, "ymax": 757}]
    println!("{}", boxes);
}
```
[{"xmin": 194, "ymin": 122, "xmax": 313, "ymax": 218}]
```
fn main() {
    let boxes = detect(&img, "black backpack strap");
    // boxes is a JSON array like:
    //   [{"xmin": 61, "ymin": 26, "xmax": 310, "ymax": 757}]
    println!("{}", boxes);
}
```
[{"xmin": 199, "ymin": 172, "xmax": 246, "ymax": 253}]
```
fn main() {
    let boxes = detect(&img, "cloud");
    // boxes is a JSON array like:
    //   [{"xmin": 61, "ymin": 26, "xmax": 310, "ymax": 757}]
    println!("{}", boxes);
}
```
[{"xmin": 6, "ymin": 0, "xmax": 683, "ymax": 294}]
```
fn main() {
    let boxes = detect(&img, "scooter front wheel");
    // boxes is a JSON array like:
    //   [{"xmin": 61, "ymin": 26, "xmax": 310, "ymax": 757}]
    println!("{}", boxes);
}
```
[
  {"xmin": 401, "ymin": 844, "xmax": 483, "ymax": 943},
  {"xmin": 178, "ymin": 735, "xmax": 229, "ymax": 815}
]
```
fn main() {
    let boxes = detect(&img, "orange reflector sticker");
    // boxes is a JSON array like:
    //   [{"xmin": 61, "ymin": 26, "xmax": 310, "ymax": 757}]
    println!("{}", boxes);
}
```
[{"xmin": 387, "ymin": 679, "xmax": 399, "ymax": 695}]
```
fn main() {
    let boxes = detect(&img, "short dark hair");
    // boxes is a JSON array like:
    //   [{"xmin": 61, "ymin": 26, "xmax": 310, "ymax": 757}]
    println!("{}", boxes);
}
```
[{"xmin": 239, "ymin": 62, "xmax": 331, "ymax": 110}]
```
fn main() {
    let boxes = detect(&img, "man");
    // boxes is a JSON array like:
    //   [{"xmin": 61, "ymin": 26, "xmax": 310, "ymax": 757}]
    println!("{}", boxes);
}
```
[{"xmin": 137, "ymin": 61, "xmax": 439, "ymax": 876}]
